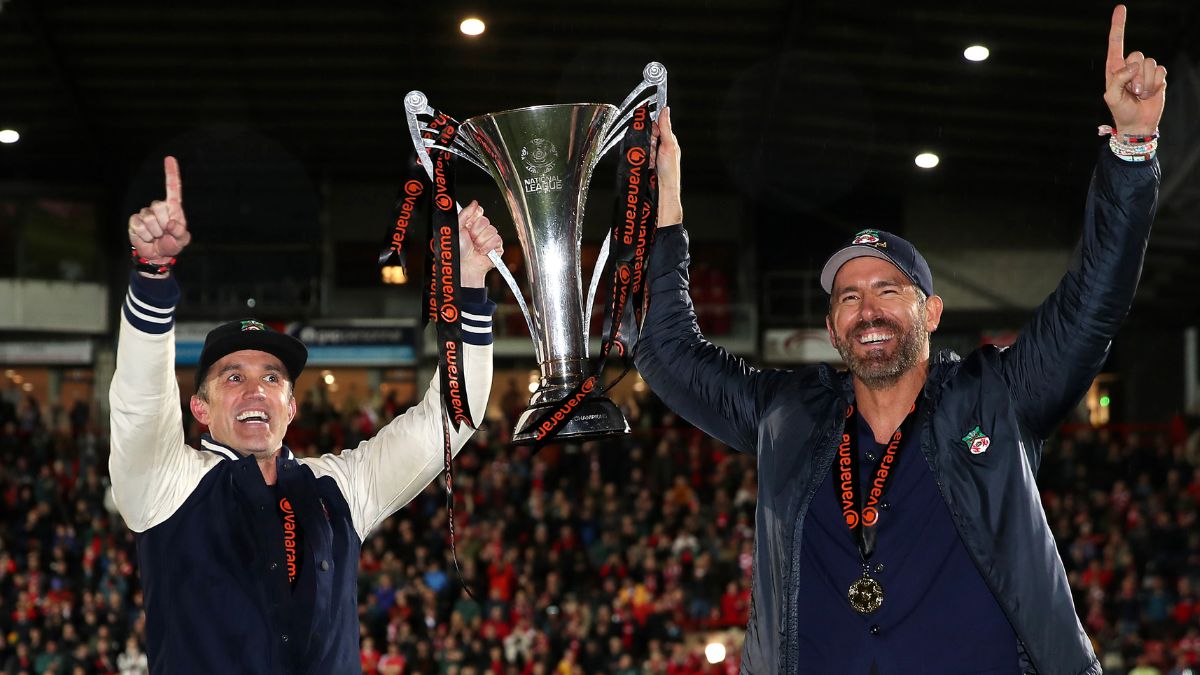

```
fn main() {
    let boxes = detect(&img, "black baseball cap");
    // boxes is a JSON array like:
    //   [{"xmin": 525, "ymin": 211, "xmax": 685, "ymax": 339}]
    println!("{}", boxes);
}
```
[
  {"xmin": 194, "ymin": 319, "xmax": 308, "ymax": 393},
  {"xmin": 820, "ymin": 229, "xmax": 934, "ymax": 298}
]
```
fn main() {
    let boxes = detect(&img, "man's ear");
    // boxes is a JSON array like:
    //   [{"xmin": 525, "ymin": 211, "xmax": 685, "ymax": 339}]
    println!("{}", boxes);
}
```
[
  {"xmin": 925, "ymin": 295, "xmax": 944, "ymax": 332},
  {"xmin": 826, "ymin": 314, "xmax": 837, "ymax": 348},
  {"xmin": 287, "ymin": 395, "xmax": 297, "ymax": 425},
  {"xmin": 189, "ymin": 395, "xmax": 211, "ymax": 426}
]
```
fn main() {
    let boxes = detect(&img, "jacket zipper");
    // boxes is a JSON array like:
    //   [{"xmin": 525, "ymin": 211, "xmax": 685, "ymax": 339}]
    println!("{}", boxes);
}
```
[{"xmin": 786, "ymin": 413, "xmax": 844, "ymax": 675}]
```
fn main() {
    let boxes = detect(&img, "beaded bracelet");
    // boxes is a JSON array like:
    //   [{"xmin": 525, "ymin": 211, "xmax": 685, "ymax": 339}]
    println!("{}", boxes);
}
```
[
  {"xmin": 1098, "ymin": 125, "xmax": 1158, "ymax": 162},
  {"xmin": 1108, "ymin": 136, "xmax": 1157, "ymax": 162},
  {"xmin": 131, "ymin": 247, "xmax": 176, "ymax": 276}
]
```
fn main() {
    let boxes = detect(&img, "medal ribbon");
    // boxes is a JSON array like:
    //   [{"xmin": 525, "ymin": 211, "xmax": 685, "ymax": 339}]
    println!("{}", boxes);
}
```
[
  {"xmin": 277, "ymin": 496, "xmax": 302, "ymax": 586},
  {"xmin": 607, "ymin": 104, "xmax": 658, "ymax": 359},
  {"xmin": 379, "ymin": 155, "xmax": 429, "ymax": 271},
  {"xmin": 383, "ymin": 109, "xmax": 475, "ymax": 596},
  {"xmin": 834, "ymin": 400, "xmax": 920, "ymax": 562}
]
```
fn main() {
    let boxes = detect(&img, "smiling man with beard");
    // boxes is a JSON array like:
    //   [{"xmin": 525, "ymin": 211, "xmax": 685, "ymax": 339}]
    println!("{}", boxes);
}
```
[
  {"xmin": 822, "ymin": 236, "xmax": 937, "ymax": 393},
  {"xmin": 637, "ymin": 6, "xmax": 1164, "ymax": 674}
]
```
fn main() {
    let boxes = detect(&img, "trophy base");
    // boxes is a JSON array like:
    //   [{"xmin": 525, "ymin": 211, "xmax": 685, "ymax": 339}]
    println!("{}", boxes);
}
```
[{"xmin": 511, "ymin": 394, "xmax": 629, "ymax": 446}]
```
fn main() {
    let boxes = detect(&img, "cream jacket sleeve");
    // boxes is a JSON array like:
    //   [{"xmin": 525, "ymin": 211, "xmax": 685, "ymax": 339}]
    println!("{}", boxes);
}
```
[
  {"xmin": 297, "ymin": 290, "xmax": 496, "ymax": 541},
  {"xmin": 108, "ymin": 273, "xmax": 221, "ymax": 533}
]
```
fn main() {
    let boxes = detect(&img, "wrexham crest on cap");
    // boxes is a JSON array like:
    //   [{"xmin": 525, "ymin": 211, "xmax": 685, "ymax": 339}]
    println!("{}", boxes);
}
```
[
  {"xmin": 852, "ymin": 229, "xmax": 886, "ymax": 247},
  {"xmin": 241, "ymin": 320, "xmax": 265, "ymax": 332},
  {"xmin": 962, "ymin": 426, "xmax": 991, "ymax": 455}
]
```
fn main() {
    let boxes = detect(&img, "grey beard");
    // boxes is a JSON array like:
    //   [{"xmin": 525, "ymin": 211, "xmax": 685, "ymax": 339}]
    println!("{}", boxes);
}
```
[{"xmin": 834, "ymin": 320, "xmax": 927, "ymax": 390}]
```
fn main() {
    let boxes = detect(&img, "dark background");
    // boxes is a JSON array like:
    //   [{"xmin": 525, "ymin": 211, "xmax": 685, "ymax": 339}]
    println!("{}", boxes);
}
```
[{"xmin": 1, "ymin": 0, "xmax": 1197, "ymax": 421}]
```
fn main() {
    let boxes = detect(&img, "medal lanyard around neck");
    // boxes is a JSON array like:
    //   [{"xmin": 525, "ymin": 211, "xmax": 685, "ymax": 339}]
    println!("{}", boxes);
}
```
[{"xmin": 834, "ymin": 400, "xmax": 920, "ymax": 562}]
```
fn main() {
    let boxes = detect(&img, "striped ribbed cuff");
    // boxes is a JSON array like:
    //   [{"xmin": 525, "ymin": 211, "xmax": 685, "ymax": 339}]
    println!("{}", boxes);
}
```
[
  {"xmin": 123, "ymin": 271, "xmax": 180, "ymax": 334},
  {"xmin": 460, "ymin": 287, "xmax": 495, "ymax": 346}
]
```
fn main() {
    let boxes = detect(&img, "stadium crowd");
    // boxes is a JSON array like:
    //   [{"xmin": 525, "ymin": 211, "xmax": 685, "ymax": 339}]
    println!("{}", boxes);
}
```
[{"xmin": 1, "ymin": 380, "xmax": 1199, "ymax": 674}]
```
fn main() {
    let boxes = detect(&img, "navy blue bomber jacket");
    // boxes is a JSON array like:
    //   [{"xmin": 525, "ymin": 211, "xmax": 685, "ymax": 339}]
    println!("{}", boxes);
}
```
[
  {"xmin": 109, "ymin": 274, "xmax": 494, "ymax": 674},
  {"xmin": 634, "ymin": 147, "xmax": 1159, "ymax": 674}
]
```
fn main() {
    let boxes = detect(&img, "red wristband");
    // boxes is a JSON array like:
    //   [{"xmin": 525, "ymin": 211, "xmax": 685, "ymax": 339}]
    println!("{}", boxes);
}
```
[{"xmin": 131, "ymin": 247, "xmax": 176, "ymax": 275}]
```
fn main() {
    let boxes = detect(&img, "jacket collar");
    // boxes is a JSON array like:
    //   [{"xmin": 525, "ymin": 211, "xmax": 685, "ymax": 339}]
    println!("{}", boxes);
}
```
[
  {"xmin": 927, "ymin": 348, "xmax": 962, "ymax": 386},
  {"xmin": 199, "ymin": 433, "xmax": 295, "ymax": 463}
]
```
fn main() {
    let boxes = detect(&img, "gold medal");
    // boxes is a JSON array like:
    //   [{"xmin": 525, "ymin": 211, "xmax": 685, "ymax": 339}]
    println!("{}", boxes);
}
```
[{"xmin": 848, "ymin": 574, "xmax": 884, "ymax": 615}]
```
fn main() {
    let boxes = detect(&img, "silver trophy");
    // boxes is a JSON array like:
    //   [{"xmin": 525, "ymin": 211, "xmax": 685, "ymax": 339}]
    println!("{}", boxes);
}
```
[{"xmin": 405, "ymin": 63, "xmax": 667, "ymax": 444}]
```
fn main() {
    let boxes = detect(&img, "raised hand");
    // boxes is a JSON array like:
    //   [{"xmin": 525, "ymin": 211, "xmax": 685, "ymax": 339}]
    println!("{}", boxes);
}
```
[
  {"xmin": 128, "ymin": 157, "xmax": 192, "ymax": 262},
  {"xmin": 650, "ymin": 106, "xmax": 682, "ymax": 227},
  {"xmin": 1104, "ymin": 5, "xmax": 1167, "ymax": 137},
  {"xmin": 458, "ymin": 200, "xmax": 503, "ymax": 288}
]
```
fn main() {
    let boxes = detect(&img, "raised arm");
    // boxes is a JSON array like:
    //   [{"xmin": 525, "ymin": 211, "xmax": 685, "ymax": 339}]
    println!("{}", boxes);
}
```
[
  {"xmin": 635, "ymin": 108, "xmax": 785, "ymax": 455},
  {"xmin": 110, "ymin": 158, "xmax": 217, "ymax": 532},
  {"xmin": 1001, "ymin": 5, "xmax": 1164, "ymax": 440},
  {"xmin": 303, "ymin": 204, "xmax": 503, "ymax": 540}
]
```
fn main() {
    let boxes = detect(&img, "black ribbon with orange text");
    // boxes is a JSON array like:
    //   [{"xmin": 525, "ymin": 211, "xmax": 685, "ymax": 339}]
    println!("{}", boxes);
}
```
[
  {"xmin": 528, "ymin": 104, "xmax": 658, "ymax": 446},
  {"xmin": 834, "ymin": 400, "xmax": 921, "ymax": 562},
  {"xmin": 379, "ymin": 155, "xmax": 429, "ymax": 273},
  {"xmin": 426, "ymin": 124, "xmax": 473, "ymax": 432},
  {"xmin": 277, "ymin": 496, "xmax": 302, "ymax": 586},
  {"xmin": 381, "ymin": 109, "xmax": 475, "ymax": 595}
]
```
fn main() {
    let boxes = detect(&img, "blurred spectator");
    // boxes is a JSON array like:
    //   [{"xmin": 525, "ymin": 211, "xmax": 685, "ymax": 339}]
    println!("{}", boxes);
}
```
[
  {"xmin": 117, "ymin": 636, "xmax": 148, "ymax": 675},
  {"xmin": 360, "ymin": 635, "xmax": 380, "ymax": 674},
  {"xmin": 377, "ymin": 642, "xmax": 405, "ymax": 675},
  {"xmin": 3, "ymin": 384, "xmax": 1200, "ymax": 673}
]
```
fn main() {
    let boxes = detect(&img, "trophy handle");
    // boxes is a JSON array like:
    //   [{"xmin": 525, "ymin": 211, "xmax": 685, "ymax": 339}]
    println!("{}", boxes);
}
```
[
  {"xmin": 597, "ymin": 62, "xmax": 668, "ymax": 157},
  {"xmin": 404, "ymin": 92, "xmax": 490, "ymax": 174},
  {"xmin": 582, "ymin": 62, "xmax": 667, "ymax": 344},
  {"xmin": 403, "ymin": 91, "xmax": 436, "ymax": 174},
  {"xmin": 582, "ymin": 236, "xmax": 611, "ymax": 357},
  {"xmin": 597, "ymin": 94, "xmax": 655, "ymax": 159},
  {"xmin": 404, "ymin": 91, "xmax": 538, "ymax": 341},
  {"xmin": 615, "ymin": 62, "xmax": 668, "ymax": 124}
]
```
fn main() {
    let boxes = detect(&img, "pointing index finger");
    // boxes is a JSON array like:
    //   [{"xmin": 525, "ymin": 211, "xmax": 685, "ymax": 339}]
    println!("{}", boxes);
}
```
[
  {"xmin": 1106, "ymin": 5, "xmax": 1127, "ymax": 73},
  {"xmin": 164, "ymin": 156, "xmax": 183, "ymax": 207}
]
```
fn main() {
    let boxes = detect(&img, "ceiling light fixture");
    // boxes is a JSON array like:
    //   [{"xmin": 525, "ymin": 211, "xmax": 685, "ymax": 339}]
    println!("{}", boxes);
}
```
[
  {"xmin": 460, "ymin": 17, "xmax": 485, "ymax": 36},
  {"xmin": 0, "ymin": 129, "xmax": 19, "ymax": 144},
  {"xmin": 915, "ymin": 152, "xmax": 940, "ymax": 169},
  {"xmin": 963, "ymin": 45, "xmax": 989, "ymax": 62}
]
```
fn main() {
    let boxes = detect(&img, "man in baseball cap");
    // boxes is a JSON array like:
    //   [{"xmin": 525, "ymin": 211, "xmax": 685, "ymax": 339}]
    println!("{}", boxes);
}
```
[
  {"xmin": 820, "ymin": 228, "xmax": 942, "ymax": 390},
  {"xmin": 638, "ymin": 22, "xmax": 1163, "ymax": 667},
  {"xmin": 188, "ymin": 318, "xmax": 310, "ymax": 458},
  {"xmin": 109, "ymin": 156, "xmax": 504, "ymax": 673}
]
